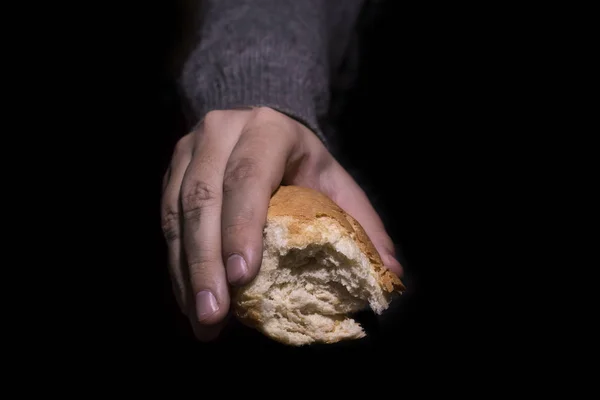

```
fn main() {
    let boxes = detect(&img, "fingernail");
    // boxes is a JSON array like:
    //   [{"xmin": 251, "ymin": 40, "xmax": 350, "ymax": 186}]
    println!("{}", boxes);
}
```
[
  {"xmin": 226, "ymin": 254, "xmax": 248, "ymax": 284},
  {"xmin": 195, "ymin": 290, "xmax": 218, "ymax": 321}
]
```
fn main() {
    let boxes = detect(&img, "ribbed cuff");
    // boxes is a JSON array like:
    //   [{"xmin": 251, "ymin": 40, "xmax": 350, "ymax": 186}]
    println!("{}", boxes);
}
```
[{"xmin": 182, "ymin": 42, "xmax": 327, "ymax": 144}]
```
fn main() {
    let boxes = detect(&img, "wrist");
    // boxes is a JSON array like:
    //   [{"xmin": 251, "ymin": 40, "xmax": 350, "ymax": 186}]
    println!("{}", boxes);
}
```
[{"xmin": 181, "ymin": 39, "xmax": 327, "ymax": 143}]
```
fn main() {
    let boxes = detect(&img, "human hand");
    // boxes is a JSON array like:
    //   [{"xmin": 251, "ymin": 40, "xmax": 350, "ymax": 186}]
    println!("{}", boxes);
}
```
[{"xmin": 161, "ymin": 107, "xmax": 403, "ymax": 341}]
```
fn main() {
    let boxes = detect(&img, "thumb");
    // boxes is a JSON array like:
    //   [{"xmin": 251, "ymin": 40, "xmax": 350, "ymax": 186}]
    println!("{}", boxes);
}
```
[{"xmin": 320, "ymin": 163, "xmax": 404, "ymax": 277}]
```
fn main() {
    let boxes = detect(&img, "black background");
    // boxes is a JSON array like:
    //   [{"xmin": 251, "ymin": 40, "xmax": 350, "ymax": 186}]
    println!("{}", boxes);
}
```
[
  {"xmin": 9, "ymin": 0, "xmax": 580, "ymax": 390},
  {"xmin": 59, "ymin": 0, "xmax": 520, "ymax": 380},
  {"xmin": 147, "ymin": 2, "xmax": 475, "ymax": 351},
  {"xmin": 139, "ymin": 0, "xmax": 484, "ymax": 363}
]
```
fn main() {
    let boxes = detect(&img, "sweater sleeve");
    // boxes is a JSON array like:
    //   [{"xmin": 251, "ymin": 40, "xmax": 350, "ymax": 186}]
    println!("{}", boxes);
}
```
[{"xmin": 180, "ymin": 0, "xmax": 366, "ymax": 142}]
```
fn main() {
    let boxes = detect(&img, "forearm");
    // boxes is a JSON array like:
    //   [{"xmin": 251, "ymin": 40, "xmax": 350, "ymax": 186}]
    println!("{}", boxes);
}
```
[{"xmin": 180, "ymin": 0, "xmax": 366, "ymax": 141}]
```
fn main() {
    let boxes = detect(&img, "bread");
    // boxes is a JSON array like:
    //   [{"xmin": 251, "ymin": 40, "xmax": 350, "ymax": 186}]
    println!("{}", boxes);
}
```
[{"xmin": 232, "ymin": 185, "xmax": 405, "ymax": 346}]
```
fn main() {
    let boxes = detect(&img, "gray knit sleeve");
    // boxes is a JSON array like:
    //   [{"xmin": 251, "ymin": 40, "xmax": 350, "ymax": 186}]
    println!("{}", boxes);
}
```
[{"xmin": 180, "ymin": 0, "xmax": 366, "ymax": 141}]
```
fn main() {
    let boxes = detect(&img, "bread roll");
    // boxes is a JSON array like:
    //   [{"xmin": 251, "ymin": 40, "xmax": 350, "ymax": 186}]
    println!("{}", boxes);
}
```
[{"xmin": 232, "ymin": 185, "xmax": 405, "ymax": 346}]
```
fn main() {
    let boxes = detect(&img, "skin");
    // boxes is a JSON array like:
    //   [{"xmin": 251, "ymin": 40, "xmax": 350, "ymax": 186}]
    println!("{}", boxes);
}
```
[{"xmin": 161, "ymin": 107, "xmax": 403, "ymax": 341}]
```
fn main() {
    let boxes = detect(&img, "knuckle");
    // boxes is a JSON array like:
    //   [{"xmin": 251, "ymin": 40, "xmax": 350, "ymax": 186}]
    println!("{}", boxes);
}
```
[
  {"xmin": 181, "ymin": 179, "xmax": 220, "ymax": 219},
  {"xmin": 188, "ymin": 264, "xmax": 208, "ymax": 281},
  {"xmin": 204, "ymin": 109, "xmax": 226, "ymax": 122},
  {"xmin": 173, "ymin": 134, "xmax": 192, "ymax": 157},
  {"xmin": 161, "ymin": 205, "xmax": 180, "ymax": 241},
  {"xmin": 187, "ymin": 245, "xmax": 221, "ymax": 271},
  {"xmin": 253, "ymin": 106, "xmax": 280, "ymax": 121},
  {"xmin": 223, "ymin": 206, "xmax": 255, "ymax": 236},
  {"xmin": 202, "ymin": 110, "xmax": 230, "ymax": 130},
  {"xmin": 252, "ymin": 107, "xmax": 297, "ymax": 133},
  {"xmin": 188, "ymin": 259, "xmax": 217, "ymax": 282},
  {"xmin": 223, "ymin": 157, "xmax": 262, "ymax": 192},
  {"xmin": 242, "ymin": 120, "xmax": 280, "ymax": 139}
]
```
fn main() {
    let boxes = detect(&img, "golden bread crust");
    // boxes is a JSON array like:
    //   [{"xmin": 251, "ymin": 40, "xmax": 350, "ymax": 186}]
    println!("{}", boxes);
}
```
[
  {"xmin": 231, "ymin": 185, "xmax": 406, "ymax": 343},
  {"xmin": 267, "ymin": 185, "xmax": 405, "ymax": 292}
]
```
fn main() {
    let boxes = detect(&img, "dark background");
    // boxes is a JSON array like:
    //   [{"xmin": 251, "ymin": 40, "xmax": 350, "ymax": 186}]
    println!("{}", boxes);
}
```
[
  {"xmin": 8, "ymin": 0, "xmax": 580, "ymax": 390},
  {"xmin": 7, "ymin": 0, "xmax": 576, "ymax": 389},
  {"xmin": 89, "ymin": 0, "xmax": 511, "ymax": 376},
  {"xmin": 149, "ymin": 1, "xmax": 468, "ymax": 350}
]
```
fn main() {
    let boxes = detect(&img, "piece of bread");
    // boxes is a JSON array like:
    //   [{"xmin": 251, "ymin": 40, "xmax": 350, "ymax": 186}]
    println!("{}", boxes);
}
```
[{"xmin": 232, "ymin": 185, "xmax": 405, "ymax": 346}]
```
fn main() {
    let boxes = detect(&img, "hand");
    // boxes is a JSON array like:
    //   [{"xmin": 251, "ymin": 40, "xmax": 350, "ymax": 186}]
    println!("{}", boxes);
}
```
[{"xmin": 161, "ymin": 107, "xmax": 403, "ymax": 341}]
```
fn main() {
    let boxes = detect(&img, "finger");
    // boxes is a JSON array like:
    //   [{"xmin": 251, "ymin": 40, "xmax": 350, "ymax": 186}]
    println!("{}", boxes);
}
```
[
  {"xmin": 181, "ymin": 115, "xmax": 242, "ymax": 326},
  {"xmin": 221, "ymin": 122, "xmax": 296, "ymax": 285},
  {"xmin": 161, "ymin": 134, "xmax": 194, "ymax": 312},
  {"xmin": 322, "ymin": 162, "xmax": 404, "ymax": 277}
]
